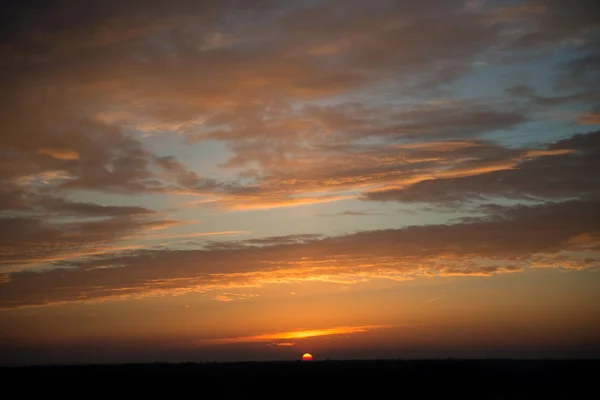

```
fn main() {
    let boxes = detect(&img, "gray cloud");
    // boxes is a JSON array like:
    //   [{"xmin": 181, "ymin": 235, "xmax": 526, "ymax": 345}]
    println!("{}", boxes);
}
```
[
  {"xmin": 507, "ymin": 0, "xmax": 600, "ymax": 50},
  {"xmin": 316, "ymin": 210, "xmax": 387, "ymax": 217},
  {"xmin": 0, "ymin": 0, "xmax": 517, "ymax": 211},
  {"xmin": 0, "ymin": 215, "xmax": 185, "ymax": 269},
  {"xmin": 363, "ymin": 130, "xmax": 600, "ymax": 204},
  {"xmin": 555, "ymin": 42, "xmax": 600, "ymax": 92},
  {"xmin": 192, "ymin": 99, "xmax": 529, "ymax": 202},
  {"xmin": 1, "ymin": 0, "xmax": 587, "ymax": 211},
  {"xmin": 0, "ymin": 182, "xmax": 156, "ymax": 217},
  {"xmin": 506, "ymin": 85, "xmax": 600, "ymax": 106}
]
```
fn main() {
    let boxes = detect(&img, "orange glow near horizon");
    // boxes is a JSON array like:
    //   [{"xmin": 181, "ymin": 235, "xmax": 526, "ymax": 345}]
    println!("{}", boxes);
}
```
[{"xmin": 302, "ymin": 353, "xmax": 313, "ymax": 361}]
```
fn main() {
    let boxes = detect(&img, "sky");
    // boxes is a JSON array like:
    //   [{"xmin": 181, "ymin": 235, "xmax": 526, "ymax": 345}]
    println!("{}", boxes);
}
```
[{"xmin": 1, "ymin": 0, "xmax": 599, "ymax": 365}]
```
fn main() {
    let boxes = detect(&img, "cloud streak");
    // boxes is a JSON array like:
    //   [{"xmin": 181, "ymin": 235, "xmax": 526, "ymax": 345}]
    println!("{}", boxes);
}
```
[
  {"xmin": 423, "ymin": 294, "xmax": 447, "ymax": 305},
  {"xmin": 363, "ymin": 131, "xmax": 600, "ymax": 205},
  {"xmin": 194, "ymin": 324, "xmax": 395, "ymax": 345}
]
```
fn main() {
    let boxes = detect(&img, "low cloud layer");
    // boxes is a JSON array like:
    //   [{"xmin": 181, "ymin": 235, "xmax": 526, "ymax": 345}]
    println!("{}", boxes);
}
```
[
  {"xmin": 1, "ymin": 198, "xmax": 598, "ymax": 309},
  {"xmin": 195, "ymin": 324, "xmax": 394, "ymax": 345}
]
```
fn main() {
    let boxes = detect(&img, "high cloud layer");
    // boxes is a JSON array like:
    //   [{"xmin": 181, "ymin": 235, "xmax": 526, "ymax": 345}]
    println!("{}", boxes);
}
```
[
  {"xmin": 1, "ymin": 0, "xmax": 598, "ymax": 203},
  {"xmin": 364, "ymin": 131, "xmax": 600, "ymax": 204}
]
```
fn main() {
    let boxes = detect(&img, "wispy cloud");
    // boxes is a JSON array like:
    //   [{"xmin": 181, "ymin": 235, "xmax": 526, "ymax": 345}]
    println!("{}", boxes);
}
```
[
  {"xmin": 316, "ymin": 210, "xmax": 387, "ymax": 217},
  {"xmin": 577, "ymin": 111, "xmax": 600, "ymax": 125},
  {"xmin": 423, "ymin": 294, "xmax": 448, "ymax": 305},
  {"xmin": 212, "ymin": 293, "xmax": 258, "ymax": 302},
  {"xmin": 194, "ymin": 324, "xmax": 395, "ymax": 345}
]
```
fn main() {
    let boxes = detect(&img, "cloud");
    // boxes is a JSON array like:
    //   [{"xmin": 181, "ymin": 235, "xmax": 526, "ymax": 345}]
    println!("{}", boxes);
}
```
[
  {"xmin": 0, "ymin": 184, "xmax": 158, "ymax": 219},
  {"xmin": 2, "ymin": 0, "xmax": 593, "ymax": 215},
  {"xmin": 0, "ymin": 214, "xmax": 194, "ymax": 271},
  {"xmin": 1, "ymin": 198, "xmax": 598, "ymax": 309},
  {"xmin": 554, "ymin": 44, "xmax": 600, "ymax": 93},
  {"xmin": 194, "ymin": 324, "xmax": 394, "ymax": 345},
  {"xmin": 303, "ymin": 100, "xmax": 527, "ymax": 140},
  {"xmin": 506, "ymin": 85, "xmax": 599, "ymax": 106},
  {"xmin": 212, "ymin": 295, "xmax": 234, "ymax": 302},
  {"xmin": 198, "ymin": 132, "xmax": 578, "ymax": 212},
  {"xmin": 316, "ymin": 210, "xmax": 387, "ymax": 217},
  {"xmin": 212, "ymin": 293, "xmax": 258, "ymax": 302},
  {"xmin": 1, "ymin": 0, "xmax": 501, "ymax": 115},
  {"xmin": 1, "ymin": 0, "xmax": 599, "ymax": 313},
  {"xmin": 505, "ymin": 0, "xmax": 600, "ymax": 50},
  {"xmin": 195, "ymin": 100, "xmax": 528, "ymax": 176},
  {"xmin": 362, "ymin": 130, "xmax": 600, "ymax": 204},
  {"xmin": 3, "ymin": 135, "xmax": 590, "ymax": 279},
  {"xmin": 197, "ymin": 193, "xmax": 357, "ymax": 212},
  {"xmin": 37, "ymin": 148, "xmax": 80, "ymax": 161},
  {"xmin": 0, "ymin": 0, "xmax": 512, "ymax": 201},
  {"xmin": 1, "ymin": 110, "xmax": 214, "ymax": 196},
  {"xmin": 231, "ymin": 234, "xmax": 324, "ymax": 247},
  {"xmin": 423, "ymin": 294, "xmax": 447, "ymax": 305},
  {"xmin": 577, "ymin": 110, "xmax": 600, "ymax": 125}
]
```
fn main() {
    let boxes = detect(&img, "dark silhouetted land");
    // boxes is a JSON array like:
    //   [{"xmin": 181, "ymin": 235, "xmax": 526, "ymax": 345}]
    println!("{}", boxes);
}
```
[{"xmin": 2, "ymin": 359, "xmax": 598, "ymax": 398}]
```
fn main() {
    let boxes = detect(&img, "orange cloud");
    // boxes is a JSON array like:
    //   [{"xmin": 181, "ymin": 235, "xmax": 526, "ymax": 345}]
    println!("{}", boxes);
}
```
[
  {"xmin": 37, "ymin": 148, "xmax": 80, "ymax": 160},
  {"xmin": 213, "ymin": 295, "xmax": 234, "ymax": 302},
  {"xmin": 212, "ymin": 293, "xmax": 258, "ymax": 302},
  {"xmin": 0, "ymin": 217, "xmax": 202, "ymax": 272},
  {"xmin": 199, "ymin": 194, "xmax": 358, "ymax": 212},
  {"xmin": 179, "ymin": 133, "xmax": 582, "ymax": 212},
  {"xmin": 195, "ymin": 324, "xmax": 394, "ymax": 345},
  {"xmin": 577, "ymin": 112, "xmax": 600, "ymax": 125}
]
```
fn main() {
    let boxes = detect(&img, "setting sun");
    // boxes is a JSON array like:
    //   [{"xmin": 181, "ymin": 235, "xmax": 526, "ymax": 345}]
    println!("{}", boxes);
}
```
[{"xmin": 302, "ymin": 353, "xmax": 313, "ymax": 361}]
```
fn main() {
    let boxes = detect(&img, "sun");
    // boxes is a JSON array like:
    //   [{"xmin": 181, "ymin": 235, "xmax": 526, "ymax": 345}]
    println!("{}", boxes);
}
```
[{"xmin": 301, "ymin": 353, "xmax": 313, "ymax": 361}]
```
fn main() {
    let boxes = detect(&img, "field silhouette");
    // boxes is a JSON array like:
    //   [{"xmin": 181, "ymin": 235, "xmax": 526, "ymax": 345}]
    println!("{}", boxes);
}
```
[{"xmin": 3, "ymin": 359, "xmax": 598, "ymax": 398}]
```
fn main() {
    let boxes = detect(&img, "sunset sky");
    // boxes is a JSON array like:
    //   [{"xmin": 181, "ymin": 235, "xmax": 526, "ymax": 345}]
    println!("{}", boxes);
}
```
[{"xmin": 1, "ymin": 0, "xmax": 599, "ymax": 365}]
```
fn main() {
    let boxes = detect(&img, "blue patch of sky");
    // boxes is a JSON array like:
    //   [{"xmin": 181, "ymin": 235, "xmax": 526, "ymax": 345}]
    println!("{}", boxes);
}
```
[
  {"xmin": 166, "ymin": 198, "xmax": 475, "ymax": 241},
  {"xmin": 447, "ymin": 47, "xmax": 569, "ymax": 100},
  {"xmin": 482, "ymin": 118, "xmax": 582, "ymax": 148},
  {"xmin": 446, "ymin": 44, "xmax": 595, "ymax": 147},
  {"xmin": 140, "ymin": 133, "xmax": 235, "ymax": 181}
]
